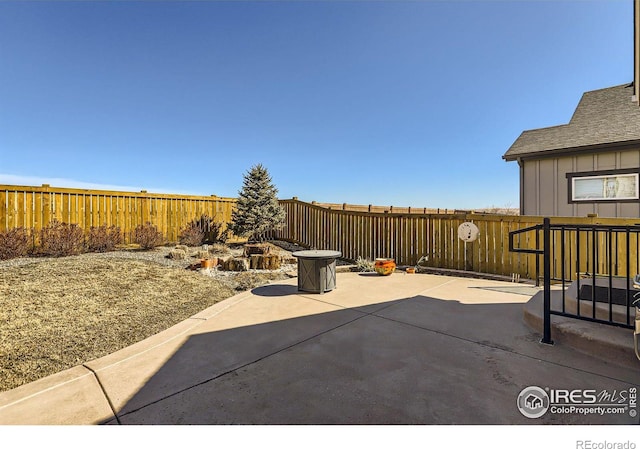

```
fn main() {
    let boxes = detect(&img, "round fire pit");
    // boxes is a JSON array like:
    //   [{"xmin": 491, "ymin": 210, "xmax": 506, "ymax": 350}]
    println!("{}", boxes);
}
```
[{"xmin": 292, "ymin": 250, "xmax": 342, "ymax": 294}]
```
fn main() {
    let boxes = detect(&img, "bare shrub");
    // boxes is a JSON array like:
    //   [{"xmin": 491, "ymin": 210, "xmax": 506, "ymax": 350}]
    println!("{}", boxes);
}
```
[
  {"xmin": 208, "ymin": 221, "xmax": 228, "ymax": 244},
  {"xmin": 0, "ymin": 227, "xmax": 30, "ymax": 260},
  {"xmin": 195, "ymin": 214, "xmax": 215, "ymax": 242},
  {"xmin": 355, "ymin": 256, "xmax": 375, "ymax": 272},
  {"xmin": 180, "ymin": 214, "xmax": 227, "ymax": 245},
  {"xmin": 179, "ymin": 222, "xmax": 205, "ymax": 247},
  {"xmin": 133, "ymin": 222, "xmax": 164, "ymax": 249},
  {"xmin": 39, "ymin": 220, "xmax": 85, "ymax": 257},
  {"xmin": 87, "ymin": 225, "xmax": 122, "ymax": 253},
  {"xmin": 217, "ymin": 228, "xmax": 229, "ymax": 244}
]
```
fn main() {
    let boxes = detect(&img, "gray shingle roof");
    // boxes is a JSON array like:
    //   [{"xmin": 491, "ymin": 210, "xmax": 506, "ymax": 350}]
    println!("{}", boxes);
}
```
[{"xmin": 503, "ymin": 84, "xmax": 640, "ymax": 161}]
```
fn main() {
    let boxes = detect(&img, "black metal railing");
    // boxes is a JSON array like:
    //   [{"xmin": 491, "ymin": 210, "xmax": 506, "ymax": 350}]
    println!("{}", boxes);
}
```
[{"xmin": 509, "ymin": 218, "xmax": 638, "ymax": 344}]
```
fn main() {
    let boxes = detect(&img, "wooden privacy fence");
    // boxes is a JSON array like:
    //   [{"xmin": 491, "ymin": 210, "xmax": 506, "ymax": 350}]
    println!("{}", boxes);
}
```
[
  {"xmin": 271, "ymin": 199, "xmax": 640, "ymax": 281},
  {"xmin": 0, "ymin": 184, "xmax": 236, "ymax": 244},
  {"xmin": 309, "ymin": 201, "xmax": 466, "ymax": 215},
  {"xmin": 4, "ymin": 187, "xmax": 639, "ymax": 282},
  {"xmin": 309, "ymin": 200, "xmax": 518, "ymax": 215}
]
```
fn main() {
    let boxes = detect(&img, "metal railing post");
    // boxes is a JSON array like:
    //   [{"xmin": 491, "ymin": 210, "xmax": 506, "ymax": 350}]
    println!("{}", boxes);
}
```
[
  {"xmin": 535, "ymin": 228, "xmax": 540, "ymax": 287},
  {"xmin": 542, "ymin": 217, "xmax": 554, "ymax": 345},
  {"xmin": 508, "ymin": 221, "xmax": 637, "ymax": 333}
]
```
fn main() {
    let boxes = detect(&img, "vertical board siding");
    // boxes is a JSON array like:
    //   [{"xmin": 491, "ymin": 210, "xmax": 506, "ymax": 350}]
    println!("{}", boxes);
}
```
[
  {"xmin": 271, "ymin": 199, "xmax": 640, "ymax": 281},
  {"xmin": 0, "ymin": 185, "xmax": 236, "ymax": 244}
]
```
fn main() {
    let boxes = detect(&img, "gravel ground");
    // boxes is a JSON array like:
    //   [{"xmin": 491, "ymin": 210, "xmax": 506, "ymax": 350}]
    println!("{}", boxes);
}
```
[
  {"xmin": 0, "ymin": 239, "xmax": 352, "ymax": 291},
  {"xmin": 0, "ymin": 240, "xmax": 306, "ymax": 286}
]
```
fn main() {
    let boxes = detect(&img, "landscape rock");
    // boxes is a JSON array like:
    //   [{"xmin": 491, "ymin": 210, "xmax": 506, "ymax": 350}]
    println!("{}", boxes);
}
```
[
  {"xmin": 169, "ymin": 249, "xmax": 187, "ymax": 260},
  {"xmin": 250, "ymin": 254, "xmax": 281, "ymax": 270},
  {"xmin": 196, "ymin": 250, "xmax": 209, "ymax": 259},
  {"xmin": 244, "ymin": 243, "xmax": 271, "ymax": 256},
  {"xmin": 224, "ymin": 257, "xmax": 250, "ymax": 272}
]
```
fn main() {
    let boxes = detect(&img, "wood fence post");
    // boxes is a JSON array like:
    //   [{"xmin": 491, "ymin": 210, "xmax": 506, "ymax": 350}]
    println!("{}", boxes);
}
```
[{"xmin": 465, "ymin": 241, "xmax": 473, "ymax": 271}]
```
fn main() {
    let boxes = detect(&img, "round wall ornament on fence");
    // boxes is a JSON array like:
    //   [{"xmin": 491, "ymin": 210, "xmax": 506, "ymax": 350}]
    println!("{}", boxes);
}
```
[{"xmin": 458, "ymin": 222, "xmax": 480, "ymax": 242}]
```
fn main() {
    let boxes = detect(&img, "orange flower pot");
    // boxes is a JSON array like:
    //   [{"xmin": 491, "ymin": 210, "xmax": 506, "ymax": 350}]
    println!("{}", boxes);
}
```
[
  {"xmin": 201, "ymin": 259, "xmax": 215, "ymax": 269},
  {"xmin": 374, "ymin": 258, "xmax": 396, "ymax": 276},
  {"xmin": 406, "ymin": 267, "xmax": 416, "ymax": 274}
]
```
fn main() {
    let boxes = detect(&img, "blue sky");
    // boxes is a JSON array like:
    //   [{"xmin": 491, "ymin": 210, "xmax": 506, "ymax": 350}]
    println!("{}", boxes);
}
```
[{"xmin": 0, "ymin": 0, "xmax": 634, "ymax": 209}]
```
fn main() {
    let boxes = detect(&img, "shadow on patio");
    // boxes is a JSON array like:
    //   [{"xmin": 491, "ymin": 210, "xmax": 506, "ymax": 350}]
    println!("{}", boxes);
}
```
[{"xmin": 101, "ymin": 281, "xmax": 639, "ymax": 425}]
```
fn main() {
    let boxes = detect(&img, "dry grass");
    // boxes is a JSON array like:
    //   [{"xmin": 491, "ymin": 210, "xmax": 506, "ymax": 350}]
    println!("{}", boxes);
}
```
[{"xmin": 0, "ymin": 253, "xmax": 288, "ymax": 393}]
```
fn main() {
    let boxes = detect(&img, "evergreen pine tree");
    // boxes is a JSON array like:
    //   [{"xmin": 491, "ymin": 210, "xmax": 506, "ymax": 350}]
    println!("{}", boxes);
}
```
[{"xmin": 229, "ymin": 164, "xmax": 286, "ymax": 242}]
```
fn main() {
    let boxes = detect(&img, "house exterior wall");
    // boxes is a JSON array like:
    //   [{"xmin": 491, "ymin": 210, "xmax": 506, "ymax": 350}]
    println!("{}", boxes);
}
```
[
  {"xmin": 635, "ymin": 0, "xmax": 639, "ymax": 104},
  {"xmin": 521, "ymin": 145, "xmax": 640, "ymax": 217}
]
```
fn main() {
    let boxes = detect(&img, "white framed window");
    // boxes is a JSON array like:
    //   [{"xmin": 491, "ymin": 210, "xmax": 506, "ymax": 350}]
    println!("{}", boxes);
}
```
[{"xmin": 570, "ymin": 172, "xmax": 639, "ymax": 202}]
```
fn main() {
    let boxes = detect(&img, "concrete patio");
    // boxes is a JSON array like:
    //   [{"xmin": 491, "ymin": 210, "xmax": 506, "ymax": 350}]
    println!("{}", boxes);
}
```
[{"xmin": 0, "ymin": 271, "xmax": 638, "ymax": 425}]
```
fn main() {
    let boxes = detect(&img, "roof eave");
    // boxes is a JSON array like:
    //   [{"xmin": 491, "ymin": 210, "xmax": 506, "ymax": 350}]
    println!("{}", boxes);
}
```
[{"xmin": 503, "ymin": 139, "xmax": 640, "ymax": 162}]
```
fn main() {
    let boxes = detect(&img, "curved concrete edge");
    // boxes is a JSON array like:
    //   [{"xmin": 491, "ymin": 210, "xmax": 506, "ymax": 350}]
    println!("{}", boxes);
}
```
[
  {"xmin": 0, "ymin": 287, "xmax": 259, "ymax": 425},
  {"xmin": 86, "ymin": 287, "xmax": 259, "ymax": 372},
  {"xmin": 524, "ymin": 291, "xmax": 640, "ymax": 370},
  {"xmin": 0, "ymin": 365, "xmax": 114, "ymax": 425}
]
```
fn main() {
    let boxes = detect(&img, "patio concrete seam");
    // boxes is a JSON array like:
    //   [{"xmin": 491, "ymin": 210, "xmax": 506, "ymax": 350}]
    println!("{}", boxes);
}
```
[
  {"xmin": 414, "ymin": 278, "xmax": 460, "ymax": 296},
  {"xmin": 294, "ymin": 291, "xmax": 346, "ymax": 304},
  {"xmin": 0, "ymin": 368, "xmax": 94, "ymax": 412},
  {"xmin": 82, "ymin": 364, "xmax": 121, "ymax": 425},
  {"xmin": 285, "ymin": 291, "xmax": 412, "ymax": 318},
  {"xmin": 116, "ymin": 310, "xmax": 373, "ymax": 420},
  {"xmin": 371, "ymin": 313, "xmax": 637, "ymax": 384},
  {"xmin": 291, "ymin": 294, "xmax": 354, "ymax": 310}
]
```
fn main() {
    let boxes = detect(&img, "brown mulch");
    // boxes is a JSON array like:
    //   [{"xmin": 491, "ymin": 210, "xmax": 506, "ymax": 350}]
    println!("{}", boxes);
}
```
[{"xmin": 0, "ymin": 250, "xmax": 291, "ymax": 393}]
